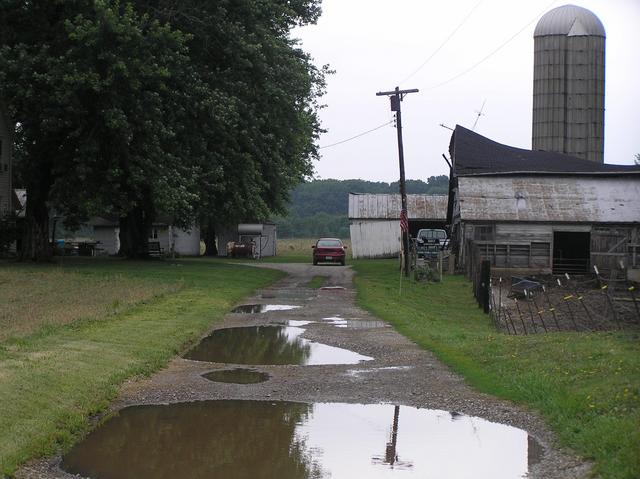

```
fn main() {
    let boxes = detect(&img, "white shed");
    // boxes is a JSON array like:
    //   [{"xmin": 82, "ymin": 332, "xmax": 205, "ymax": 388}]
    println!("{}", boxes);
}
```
[
  {"xmin": 89, "ymin": 217, "xmax": 201, "ymax": 256},
  {"xmin": 348, "ymin": 193, "xmax": 448, "ymax": 259}
]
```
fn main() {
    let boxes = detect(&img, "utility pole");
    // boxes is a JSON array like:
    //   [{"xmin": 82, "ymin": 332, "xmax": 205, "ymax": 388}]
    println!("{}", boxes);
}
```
[{"xmin": 376, "ymin": 86, "xmax": 419, "ymax": 277}]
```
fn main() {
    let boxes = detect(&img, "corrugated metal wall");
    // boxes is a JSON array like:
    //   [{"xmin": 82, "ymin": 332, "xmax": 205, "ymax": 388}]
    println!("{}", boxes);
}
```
[
  {"xmin": 350, "ymin": 220, "xmax": 401, "ymax": 259},
  {"xmin": 349, "ymin": 194, "xmax": 447, "ymax": 220},
  {"xmin": 532, "ymin": 34, "xmax": 605, "ymax": 162}
]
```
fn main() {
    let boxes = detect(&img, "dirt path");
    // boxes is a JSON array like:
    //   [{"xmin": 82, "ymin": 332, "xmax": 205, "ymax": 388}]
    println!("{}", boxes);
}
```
[{"xmin": 19, "ymin": 263, "xmax": 590, "ymax": 479}]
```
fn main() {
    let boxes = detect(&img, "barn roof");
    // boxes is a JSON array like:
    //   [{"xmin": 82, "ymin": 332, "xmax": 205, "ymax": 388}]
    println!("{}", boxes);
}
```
[
  {"xmin": 449, "ymin": 125, "xmax": 640, "ymax": 176},
  {"xmin": 348, "ymin": 193, "xmax": 447, "ymax": 220}
]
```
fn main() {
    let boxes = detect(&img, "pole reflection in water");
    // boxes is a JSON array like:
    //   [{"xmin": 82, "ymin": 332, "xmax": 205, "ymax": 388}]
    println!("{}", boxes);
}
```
[
  {"xmin": 371, "ymin": 405, "xmax": 414, "ymax": 469},
  {"xmin": 62, "ymin": 401, "xmax": 534, "ymax": 479}
]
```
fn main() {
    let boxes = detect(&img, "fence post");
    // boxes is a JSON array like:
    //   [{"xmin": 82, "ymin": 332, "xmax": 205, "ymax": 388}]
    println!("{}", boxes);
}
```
[{"xmin": 481, "ymin": 259, "xmax": 491, "ymax": 314}]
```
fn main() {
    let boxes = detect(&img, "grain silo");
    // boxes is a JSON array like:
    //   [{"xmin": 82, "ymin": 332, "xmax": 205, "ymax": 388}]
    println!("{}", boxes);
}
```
[{"xmin": 532, "ymin": 5, "xmax": 605, "ymax": 163}]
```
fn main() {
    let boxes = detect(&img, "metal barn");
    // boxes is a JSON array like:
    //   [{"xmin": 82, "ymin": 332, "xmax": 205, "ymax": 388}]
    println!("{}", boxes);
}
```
[
  {"xmin": 349, "ymin": 193, "xmax": 448, "ymax": 259},
  {"xmin": 448, "ymin": 126, "xmax": 640, "ymax": 277}
]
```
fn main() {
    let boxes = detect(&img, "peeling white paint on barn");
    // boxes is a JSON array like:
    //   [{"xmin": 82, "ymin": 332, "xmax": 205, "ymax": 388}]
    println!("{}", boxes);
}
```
[{"xmin": 456, "ymin": 176, "xmax": 640, "ymax": 223}]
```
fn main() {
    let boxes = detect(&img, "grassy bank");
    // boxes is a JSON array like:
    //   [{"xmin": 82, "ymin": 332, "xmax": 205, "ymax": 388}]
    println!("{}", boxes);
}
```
[
  {"xmin": 0, "ymin": 258, "xmax": 283, "ymax": 475},
  {"xmin": 352, "ymin": 260, "xmax": 640, "ymax": 479}
]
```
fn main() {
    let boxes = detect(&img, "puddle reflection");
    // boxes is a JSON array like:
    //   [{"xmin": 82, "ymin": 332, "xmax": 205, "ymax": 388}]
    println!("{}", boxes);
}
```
[
  {"xmin": 231, "ymin": 304, "xmax": 300, "ymax": 314},
  {"xmin": 323, "ymin": 316, "xmax": 387, "ymax": 329},
  {"xmin": 184, "ymin": 326, "xmax": 372, "ymax": 365},
  {"xmin": 62, "ymin": 401, "xmax": 536, "ymax": 479}
]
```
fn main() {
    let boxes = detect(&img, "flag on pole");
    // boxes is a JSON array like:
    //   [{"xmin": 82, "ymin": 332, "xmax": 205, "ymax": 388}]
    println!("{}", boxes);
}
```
[{"xmin": 400, "ymin": 208, "xmax": 408, "ymax": 233}]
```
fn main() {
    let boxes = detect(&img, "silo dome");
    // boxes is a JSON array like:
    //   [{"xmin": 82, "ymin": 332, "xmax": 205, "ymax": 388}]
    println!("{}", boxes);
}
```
[
  {"xmin": 534, "ymin": 5, "xmax": 605, "ymax": 37},
  {"xmin": 532, "ymin": 4, "xmax": 605, "ymax": 163}
]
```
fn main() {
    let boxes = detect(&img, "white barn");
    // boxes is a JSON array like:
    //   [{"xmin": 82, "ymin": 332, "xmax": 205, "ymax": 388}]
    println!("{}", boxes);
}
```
[
  {"xmin": 348, "ymin": 193, "xmax": 448, "ymax": 259},
  {"xmin": 448, "ymin": 125, "xmax": 640, "ymax": 276}
]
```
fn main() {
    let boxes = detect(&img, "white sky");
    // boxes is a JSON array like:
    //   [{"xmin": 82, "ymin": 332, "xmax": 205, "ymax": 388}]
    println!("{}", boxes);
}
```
[{"xmin": 292, "ymin": 0, "xmax": 640, "ymax": 182}]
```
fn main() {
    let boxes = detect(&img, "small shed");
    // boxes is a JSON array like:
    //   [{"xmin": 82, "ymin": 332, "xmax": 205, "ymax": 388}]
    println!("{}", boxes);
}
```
[
  {"xmin": 91, "ymin": 216, "xmax": 120, "ymax": 255},
  {"xmin": 349, "ymin": 193, "xmax": 448, "ymax": 259},
  {"xmin": 448, "ymin": 125, "xmax": 640, "ymax": 276},
  {"xmin": 216, "ymin": 223, "xmax": 277, "ymax": 257},
  {"xmin": 89, "ymin": 217, "xmax": 201, "ymax": 256}
]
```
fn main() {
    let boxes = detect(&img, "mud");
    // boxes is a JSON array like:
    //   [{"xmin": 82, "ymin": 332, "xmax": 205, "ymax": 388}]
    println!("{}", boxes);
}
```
[
  {"xmin": 202, "ymin": 369, "xmax": 270, "ymax": 384},
  {"xmin": 17, "ymin": 263, "xmax": 592, "ymax": 479}
]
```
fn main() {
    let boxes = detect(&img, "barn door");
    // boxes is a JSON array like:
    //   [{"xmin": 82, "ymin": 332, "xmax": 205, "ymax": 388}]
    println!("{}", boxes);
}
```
[
  {"xmin": 553, "ymin": 231, "xmax": 590, "ymax": 274},
  {"xmin": 590, "ymin": 227, "xmax": 630, "ymax": 271}
]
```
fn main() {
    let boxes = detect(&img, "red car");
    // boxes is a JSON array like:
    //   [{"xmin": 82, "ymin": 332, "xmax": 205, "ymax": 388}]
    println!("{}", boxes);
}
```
[{"xmin": 312, "ymin": 238, "xmax": 347, "ymax": 266}]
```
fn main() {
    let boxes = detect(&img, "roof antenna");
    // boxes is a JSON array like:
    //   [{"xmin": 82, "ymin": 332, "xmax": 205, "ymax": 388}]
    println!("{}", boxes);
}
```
[{"xmin": 471, "ymin": 99, "xmax": 486, "ymax": 131}]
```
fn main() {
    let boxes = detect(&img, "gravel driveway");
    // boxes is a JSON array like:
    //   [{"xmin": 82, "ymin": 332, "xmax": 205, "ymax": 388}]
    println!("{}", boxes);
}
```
[{"xmin": 18, "ymin": 263, "xmax": 591, "ymax": 479}]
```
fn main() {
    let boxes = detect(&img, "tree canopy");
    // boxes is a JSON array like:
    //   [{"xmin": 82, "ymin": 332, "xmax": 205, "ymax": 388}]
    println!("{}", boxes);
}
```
[{"xmin": 0, "ymin": 0, "xmax": 326, "ymax": 259}]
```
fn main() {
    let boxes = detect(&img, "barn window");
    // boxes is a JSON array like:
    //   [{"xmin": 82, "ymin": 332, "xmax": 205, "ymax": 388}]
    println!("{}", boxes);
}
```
[
  {"xmin": 474, "ymin": 225, "xmax": 494, "ymax": 241},
  {"xmin": 151, "ymin": 228, "xmax": 159, "ymax": 239}
]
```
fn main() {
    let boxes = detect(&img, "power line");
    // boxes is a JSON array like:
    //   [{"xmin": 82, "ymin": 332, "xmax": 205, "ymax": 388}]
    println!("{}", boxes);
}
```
[
  {"xmin": 318, "ymin": 1, "xmax": 558, "ymax": 152},
  {"xmin": 425, "ymin": 0, "xmax": 558, "ymax": 91},
  {"xmin": 398, "ymin": 0, "xmax": 484, "ymax": 86},
  {"xmin": 318, "ymin": 120, "xmax": 394, "ymax": 149}
]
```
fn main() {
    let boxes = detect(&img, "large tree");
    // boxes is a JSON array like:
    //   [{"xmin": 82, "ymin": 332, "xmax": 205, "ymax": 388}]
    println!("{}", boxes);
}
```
[
  {"xmin": 1, "ymin": 0, "xmax": 326, "ymax": 260},
  {"xmin": 138, "ymin": 0, "xmax": 327, "ymax": 255},
  {"xmin": 1, "ymin": 1, "xmax": 198, "ymax": 259}
]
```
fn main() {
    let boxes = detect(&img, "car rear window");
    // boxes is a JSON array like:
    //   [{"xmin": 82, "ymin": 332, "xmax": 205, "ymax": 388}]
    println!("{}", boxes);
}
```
[
  {"xmin": 317, "ymin": 239, "xmax": 342, "ymax": 248},
  {"xmin": 418, "ymin": 230, "xmax": 447, "ymax": 240}
]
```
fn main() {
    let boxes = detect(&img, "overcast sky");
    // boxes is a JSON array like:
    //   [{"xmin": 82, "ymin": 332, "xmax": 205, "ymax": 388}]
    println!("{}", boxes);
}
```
[{"xmin": 292, "ymin": 0, "xmax": 640, "ymax": 182}]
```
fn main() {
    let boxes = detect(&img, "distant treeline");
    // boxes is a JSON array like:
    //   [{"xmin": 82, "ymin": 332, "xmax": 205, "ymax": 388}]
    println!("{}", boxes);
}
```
[{"xmin": 274, "ymin": 176, "xmax": 448, "ymax": 238}]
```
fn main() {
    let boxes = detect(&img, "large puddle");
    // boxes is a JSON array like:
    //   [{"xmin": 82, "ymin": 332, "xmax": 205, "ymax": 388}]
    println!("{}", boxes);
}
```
[
  {"xmin": 184, "ymin": 326, "xmax": 373, "ymax": 365},
  {"xmin": 62, "ymin": 401, "xmax": 539, "ymax": 479}
]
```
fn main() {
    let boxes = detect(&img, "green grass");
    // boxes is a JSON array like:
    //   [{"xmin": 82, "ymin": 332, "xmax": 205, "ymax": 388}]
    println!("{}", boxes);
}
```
[
  {"xmin": 352, "ymin": 260, "xmax": 640, "ymax": 479},
  {"xmin": 0, "ymin": 258, "xmax": 284, "ymax": 475}
]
